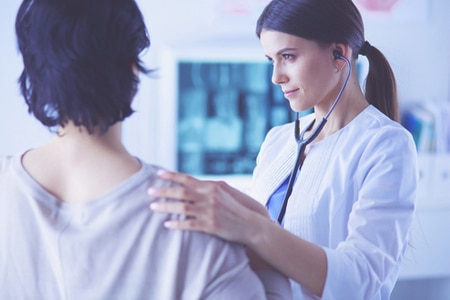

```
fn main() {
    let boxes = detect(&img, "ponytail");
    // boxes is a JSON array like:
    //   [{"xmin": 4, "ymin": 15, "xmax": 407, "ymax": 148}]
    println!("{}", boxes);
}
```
[{"xmin": 362, "ymin": 43, "xmax": 399, "ymax": 122}]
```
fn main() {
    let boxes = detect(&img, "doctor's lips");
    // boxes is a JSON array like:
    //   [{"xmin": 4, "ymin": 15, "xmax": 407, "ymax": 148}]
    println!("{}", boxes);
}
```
[{"xmin": 283, "ymin": 88, "xmax": 300, "ymax": 97}]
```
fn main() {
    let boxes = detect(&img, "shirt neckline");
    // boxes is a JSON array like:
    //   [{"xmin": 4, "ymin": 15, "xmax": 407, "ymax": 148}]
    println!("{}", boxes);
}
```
[{"xmin": 14, "ymin": 152, "xmax": 149, "ymax": 211}]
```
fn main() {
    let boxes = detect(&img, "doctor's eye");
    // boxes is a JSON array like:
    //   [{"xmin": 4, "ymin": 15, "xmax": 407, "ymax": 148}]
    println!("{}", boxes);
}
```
[{"xmin": 281, "ymin": 53, "xmax": 295, "ymax": 61}]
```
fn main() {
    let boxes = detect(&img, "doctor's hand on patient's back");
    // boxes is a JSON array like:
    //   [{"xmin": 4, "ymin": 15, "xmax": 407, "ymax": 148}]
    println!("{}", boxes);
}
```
[{"xmin": 148, "ymin": 170, "xmax": 271, "ymax": 246}]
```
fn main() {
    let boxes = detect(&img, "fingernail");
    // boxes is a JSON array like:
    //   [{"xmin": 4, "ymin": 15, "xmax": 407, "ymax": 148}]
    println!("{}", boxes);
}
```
[
  {"xmin": 164, "ymin": 221, "xmax": 174, "ymax": 228},
  {"xmin": 157, "ymin": 169, "xmax": 170, "ymax": 177},
  {"xmin": 147, "ymin": 188, "xmax": 157, "ymax": 195},
  {"xmin": 149, "ymin": 202, "xmax": 159, "ymax": 210}
]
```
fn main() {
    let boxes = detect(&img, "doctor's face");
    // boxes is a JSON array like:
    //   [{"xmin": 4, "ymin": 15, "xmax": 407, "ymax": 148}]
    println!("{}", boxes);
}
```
[{"xmin": 260, "ymin": 30, "xmax": 341, "ymax": 113}]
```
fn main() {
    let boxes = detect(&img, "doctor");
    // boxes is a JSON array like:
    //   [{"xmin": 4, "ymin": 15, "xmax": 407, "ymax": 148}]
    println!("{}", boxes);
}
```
[{"xmin": 149, "ymin": 0, "xmax": 418, "ymax": 299}]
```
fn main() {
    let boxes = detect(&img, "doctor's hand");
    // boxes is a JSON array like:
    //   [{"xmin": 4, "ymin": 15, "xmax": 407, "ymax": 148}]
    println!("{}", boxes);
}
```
[{"xmin": 148, "ymin": 170, "xmax": 270, "ymax": 245}]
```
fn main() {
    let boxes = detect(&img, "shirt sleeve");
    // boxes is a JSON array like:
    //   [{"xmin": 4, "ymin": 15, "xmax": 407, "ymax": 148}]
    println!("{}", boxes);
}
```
[{"xmin": 321, "ymin": 127, "xmax": 418, "ymax": 299}]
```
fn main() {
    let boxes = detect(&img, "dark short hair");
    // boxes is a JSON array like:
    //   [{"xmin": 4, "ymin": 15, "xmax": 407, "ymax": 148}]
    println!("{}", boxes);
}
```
[{"xmin": 15, "ymin": 0, "xmax": 152, "ymax": 134}]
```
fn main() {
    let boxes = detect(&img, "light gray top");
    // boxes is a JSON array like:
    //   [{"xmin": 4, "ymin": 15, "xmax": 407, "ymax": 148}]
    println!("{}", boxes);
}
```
[{"xmin": 0, "ymin": 154, "xmax": 291, "ymax": 300}]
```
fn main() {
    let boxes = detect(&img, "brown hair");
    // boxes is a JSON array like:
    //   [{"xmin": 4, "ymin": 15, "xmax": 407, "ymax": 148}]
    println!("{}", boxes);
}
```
[{"xmin": 256, "ymin": 0, "xmax": 399, "ymax": 121}]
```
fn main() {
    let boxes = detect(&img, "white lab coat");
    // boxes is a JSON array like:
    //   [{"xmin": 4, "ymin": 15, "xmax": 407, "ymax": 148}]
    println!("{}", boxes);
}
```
[{"xmin": 251, "ymin": 105, "xmax": 418, "ymax": 300}]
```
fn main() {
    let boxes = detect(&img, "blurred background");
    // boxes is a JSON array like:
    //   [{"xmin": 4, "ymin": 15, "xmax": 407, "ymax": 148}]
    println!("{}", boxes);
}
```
[{"xmin": 1, "ymin": 0, "xmax": 449, "ymax": 298}]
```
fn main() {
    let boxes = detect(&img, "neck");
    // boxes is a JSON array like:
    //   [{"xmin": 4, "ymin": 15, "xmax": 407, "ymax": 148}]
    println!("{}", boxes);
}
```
[
  {"xmin": 55, "ymin": 122, "xmax": 124, "ymax": 151},
  {"xmin": 22, "ymin": 122, "xmax": 141, "ymax": 203},
  {"xmin": 310, "ymin": 76, "xmax": 368, "ymax": 141}
]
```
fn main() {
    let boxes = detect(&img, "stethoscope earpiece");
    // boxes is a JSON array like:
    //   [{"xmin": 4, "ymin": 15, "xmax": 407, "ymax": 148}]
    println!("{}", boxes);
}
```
[{"xmin": 333, "ymin": 50, "xmax": 343, "ymax": 60}]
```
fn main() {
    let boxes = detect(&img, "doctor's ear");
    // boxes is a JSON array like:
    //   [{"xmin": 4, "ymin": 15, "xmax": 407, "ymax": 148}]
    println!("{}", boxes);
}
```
[
  {"xmin": 333, "ymin": 51, "xmax": 343, "ymax": 60},
  {"xmin": 331, "ymin": 44, "xmax": 351, "ymax": 70},
  {"xmin": 332, "ymin": 43, "xmax": 351, "ymax": 60}
]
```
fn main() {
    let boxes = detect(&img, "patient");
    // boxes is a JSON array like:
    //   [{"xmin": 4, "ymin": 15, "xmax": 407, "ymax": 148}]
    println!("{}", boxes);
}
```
[{"xmin": 0, "ymin": 0, "xmax": 291, "ymax": 299}]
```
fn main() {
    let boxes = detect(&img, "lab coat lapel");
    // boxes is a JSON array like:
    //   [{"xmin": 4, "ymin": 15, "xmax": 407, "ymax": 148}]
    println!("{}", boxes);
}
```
[{"xmin": 252, "ymin": 128, "xmax": 298, "ymax": 206}]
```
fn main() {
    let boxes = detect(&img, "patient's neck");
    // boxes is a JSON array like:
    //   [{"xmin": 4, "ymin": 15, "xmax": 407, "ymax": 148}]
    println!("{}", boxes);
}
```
[{"xmin": 21, "ymin": 122, "xmax": 141, "ymax": 203}]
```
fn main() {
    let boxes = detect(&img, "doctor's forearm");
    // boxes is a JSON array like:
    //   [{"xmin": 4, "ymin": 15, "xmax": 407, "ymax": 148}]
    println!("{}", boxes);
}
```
[{"xmin": 246, "ymin": 214, "xmax": 327, "ymax": 297}]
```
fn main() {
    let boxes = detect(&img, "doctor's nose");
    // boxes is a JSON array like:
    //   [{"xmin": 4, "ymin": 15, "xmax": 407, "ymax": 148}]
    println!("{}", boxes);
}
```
[{"xmin": 271, "ymin": 65, "xmax": 287, "ymax": 85}]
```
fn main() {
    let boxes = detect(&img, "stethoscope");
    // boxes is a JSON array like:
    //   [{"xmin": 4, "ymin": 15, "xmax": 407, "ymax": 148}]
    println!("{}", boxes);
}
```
[{"xmin": 276, "ymin": 51, "xmax": 352, "ymax": 224}]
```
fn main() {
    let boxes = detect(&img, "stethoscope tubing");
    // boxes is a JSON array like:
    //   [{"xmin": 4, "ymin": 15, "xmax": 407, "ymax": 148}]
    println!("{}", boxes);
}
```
[{"xmin": 276, "ymin": 54, "xmax": 352, "ymax": 224}]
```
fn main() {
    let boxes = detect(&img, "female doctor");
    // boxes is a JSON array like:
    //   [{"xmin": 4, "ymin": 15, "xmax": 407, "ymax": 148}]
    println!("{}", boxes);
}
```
[{"xmin": 149, "ymin": 0, "xmax": 418, "ymax": 299}]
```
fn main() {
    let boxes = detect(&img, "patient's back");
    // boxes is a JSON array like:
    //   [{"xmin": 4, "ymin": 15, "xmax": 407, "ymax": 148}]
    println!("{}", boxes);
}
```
[{"xmin": 0, "ymin": 156, "xmax": 266, "ymax": 299}]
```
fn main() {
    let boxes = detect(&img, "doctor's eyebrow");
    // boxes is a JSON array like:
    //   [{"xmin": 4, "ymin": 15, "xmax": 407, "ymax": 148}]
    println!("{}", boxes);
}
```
[
  {"xmin": 277, "ymin": 47, "xmax": 298, "ymax": 55},
  {"xmin": 265, "ymin": 47, "xmax": 299, "ymax": 61}
]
